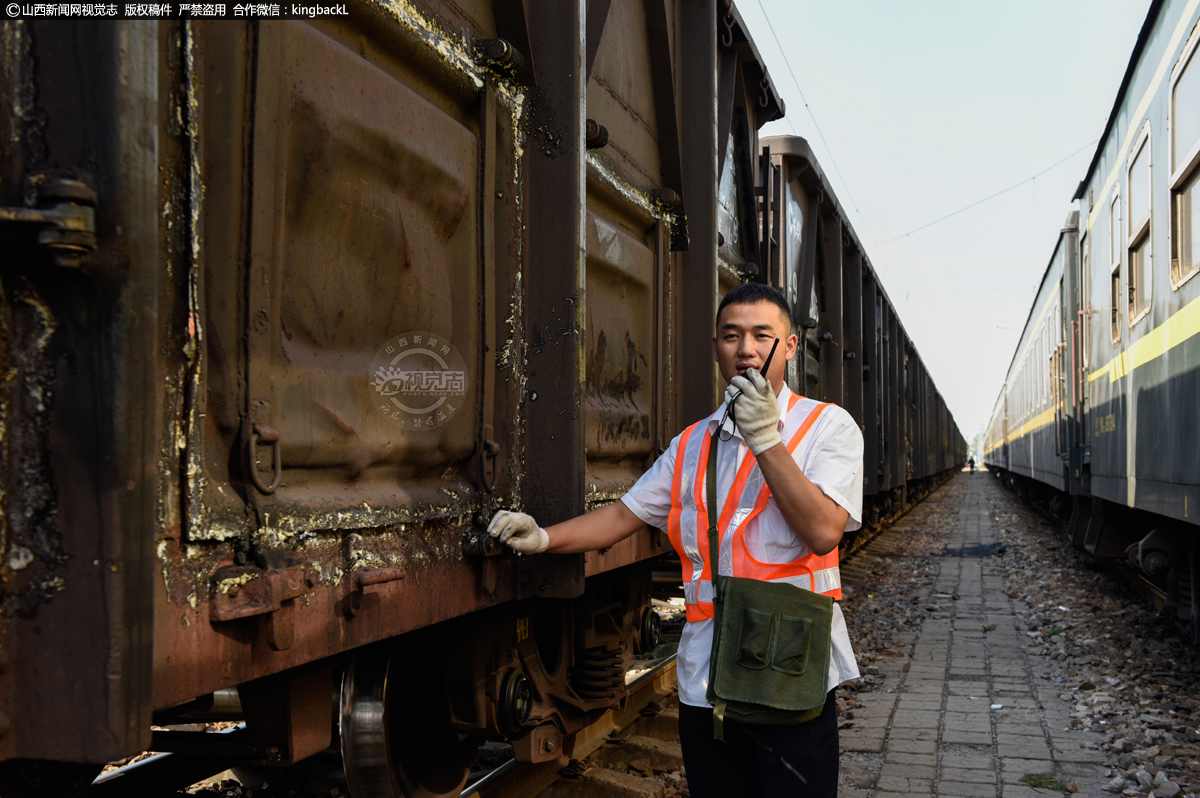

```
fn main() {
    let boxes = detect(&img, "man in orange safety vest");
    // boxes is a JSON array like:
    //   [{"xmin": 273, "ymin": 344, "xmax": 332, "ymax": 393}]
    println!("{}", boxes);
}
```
[{"xmin": 488, "ymin": 282, "xmax": 863, "ymax": 798}]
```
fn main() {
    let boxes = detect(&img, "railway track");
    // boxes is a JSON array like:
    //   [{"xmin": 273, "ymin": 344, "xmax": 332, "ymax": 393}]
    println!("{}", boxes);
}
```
[{"xmin": 987, "ymin": 468, "xmax": 1174, "ymax": 613}]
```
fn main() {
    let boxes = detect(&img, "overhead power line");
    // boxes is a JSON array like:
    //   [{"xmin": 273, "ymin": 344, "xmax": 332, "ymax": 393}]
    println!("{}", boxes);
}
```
[
  {"xmin": 878, "ymin": 139, "xmax": 1099, "ymax": 245},
  {"xmin": 753, "ymin": 0, "xmax": 877, "ymax": 249}
]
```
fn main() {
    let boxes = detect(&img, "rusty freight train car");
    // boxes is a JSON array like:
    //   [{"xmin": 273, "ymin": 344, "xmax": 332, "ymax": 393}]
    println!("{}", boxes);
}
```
[
  {"xmin": 0, "ymin": 3, "xmax": 964, "ymax": 796},
  {"xmin": 758, "ymin": 137, "xmax": 966, "ymax": 533}
]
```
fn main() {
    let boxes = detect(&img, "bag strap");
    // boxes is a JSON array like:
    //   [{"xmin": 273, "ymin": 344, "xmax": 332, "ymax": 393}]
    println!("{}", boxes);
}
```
[
  {"xmin": 704, "ymin": 433, "xmax": 729, "ymax": 740},
  {"xmin": 705, "ymin": 430, "xmax": 720, "ymax": 595}
]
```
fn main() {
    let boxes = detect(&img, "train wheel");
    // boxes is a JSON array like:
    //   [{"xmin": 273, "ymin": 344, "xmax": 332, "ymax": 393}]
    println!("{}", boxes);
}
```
[
  {"xmin": 340, "ymin": 644, "xmax": 472, "ymax": 798},
  {"xmin": 0, "ymin": 760, "xmax": 102, "ymax": 798}
]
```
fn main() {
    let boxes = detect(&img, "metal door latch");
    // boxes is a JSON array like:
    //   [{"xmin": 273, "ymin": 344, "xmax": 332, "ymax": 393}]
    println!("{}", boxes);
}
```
[
  {"xmin": 342, "ymin": 567, "xmax": 407, "ymax": 617},
  {"xmin": 210, "ymin": 564, "xmax": 317, "ymax": 651},
  {"xmin": 476, "ymin": 424, "xmax": 500, "ymax": 493},
  {"xmin": 463, "ymin": 524, "xmax": 507, "ymax": 596},
  {"xmin": 0, "ymin": 178, "xmax": 97, "ymax": 268},
  {"xmin": 248, "ymin": 423, "xmax": 281, "ymax": 495},
  {"xmin": 210, "ymin": 564, "xmax": 316, "ymax": 621}
]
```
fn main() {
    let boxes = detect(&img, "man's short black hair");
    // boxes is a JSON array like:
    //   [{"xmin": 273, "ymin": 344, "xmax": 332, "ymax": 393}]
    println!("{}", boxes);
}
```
[{"xmin": 716, "ymin": 282, "xmax": 793, "ymax": 329}]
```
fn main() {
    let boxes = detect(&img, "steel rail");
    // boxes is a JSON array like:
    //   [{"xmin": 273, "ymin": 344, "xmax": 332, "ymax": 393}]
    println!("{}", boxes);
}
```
[{"xmin": 79, "ymin": 723, "xmax": 246, "ymax": 798}]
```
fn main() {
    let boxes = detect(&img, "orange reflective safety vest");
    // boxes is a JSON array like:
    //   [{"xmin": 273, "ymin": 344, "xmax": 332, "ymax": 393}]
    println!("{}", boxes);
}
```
[{"xmin": 666, "ymin": 395, "xmax": 843, "ymax": 623}]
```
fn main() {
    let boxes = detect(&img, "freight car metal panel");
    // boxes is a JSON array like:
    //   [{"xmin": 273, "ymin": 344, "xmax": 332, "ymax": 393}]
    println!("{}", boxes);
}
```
[{"xmin": 148, "ymin": 13, "xmax": 543, "ymax": 713}]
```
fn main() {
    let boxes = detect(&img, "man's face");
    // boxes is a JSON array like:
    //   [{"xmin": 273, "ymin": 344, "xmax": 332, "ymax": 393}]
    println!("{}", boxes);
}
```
[{"xmin": 711, "ymin": 300, "xmax": 799, "ymax": 395}]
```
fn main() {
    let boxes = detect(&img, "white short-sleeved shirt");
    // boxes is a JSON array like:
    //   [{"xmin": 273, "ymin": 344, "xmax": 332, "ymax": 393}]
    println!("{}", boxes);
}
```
[{"xmin": 622, "ymin": 384, "xmax": 863, "ymax": 708}]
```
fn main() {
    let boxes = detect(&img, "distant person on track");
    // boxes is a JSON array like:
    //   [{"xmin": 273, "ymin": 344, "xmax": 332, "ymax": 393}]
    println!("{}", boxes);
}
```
[
  {"xmin": 487, "ymin": 283, "xmax": 863, "ymax": 798},
  {"xmin": 968, "ymin": 456, "xmax": 975, "ymax": 473}
]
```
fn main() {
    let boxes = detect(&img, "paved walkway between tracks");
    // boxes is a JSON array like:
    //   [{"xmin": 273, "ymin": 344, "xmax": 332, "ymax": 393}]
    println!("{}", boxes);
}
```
[{"xmin": 839, "ymin": 473, "xmax": 1111, "ymax": 798}]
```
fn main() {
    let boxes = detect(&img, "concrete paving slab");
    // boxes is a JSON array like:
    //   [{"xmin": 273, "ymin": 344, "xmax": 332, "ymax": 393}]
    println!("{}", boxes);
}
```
[
  {"xmin": 940, "ymin": 767, "xmax": 997, "ymax": 783},
  {"xmin": 936, "ymin": 781, "xmax": 998, "ymax": 798},
  {"xmin": 888, "ymin": 740, "xmax": 939, "ymax": 756},
  {"xmin": 885, "ymin": 752, "xmax": 939, "ymax": 767},
  {"xmin": 941, "ymin": 754, "xmax": 996, "ymax": 772}
]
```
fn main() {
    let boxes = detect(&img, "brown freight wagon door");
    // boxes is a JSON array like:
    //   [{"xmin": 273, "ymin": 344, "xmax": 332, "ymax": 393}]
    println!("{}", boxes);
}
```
[
  {"xmin": 211, "ymin": 21, "xmax": 510, "ymax": 542},
  {"xmin": 583, "ymin": 206, "xmax": 663, "ymax": 504},
  {"xmin": 579, "ymin": 0, "xmax": 681, "ymax": 572}
]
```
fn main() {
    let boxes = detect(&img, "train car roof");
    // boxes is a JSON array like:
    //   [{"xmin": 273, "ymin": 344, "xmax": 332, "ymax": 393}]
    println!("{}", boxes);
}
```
[
  {"xmin": 986, "ymin": 210, "xmax": 1078, "ymax": 425},
  {"xmin": 760, "ymin": 135, "xmax": 904, "ymax": 328},
  {"xmin": 761, "ymin": 134, "xmax": 956, "ymax": 414},
  {"xmin": 1006, "ymin": 211, "xmax": 1076, "ymax": 376},
  {"xmin": 1073, "ymin": 0, "xmax": 1166, "ymax": 200}
]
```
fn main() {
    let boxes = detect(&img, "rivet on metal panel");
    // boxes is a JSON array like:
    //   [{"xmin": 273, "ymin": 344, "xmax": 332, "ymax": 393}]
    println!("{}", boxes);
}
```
[
  {"xmin": 477, "ymin": 38, "xmax": 525, "ymax": 71},
  {"xmin": 650, "ymin": 188, "xmax": 680, "ymax": 210},
  {"xmin": 585, "ymin": 119, "xmax": 609, "ymax": 149}
]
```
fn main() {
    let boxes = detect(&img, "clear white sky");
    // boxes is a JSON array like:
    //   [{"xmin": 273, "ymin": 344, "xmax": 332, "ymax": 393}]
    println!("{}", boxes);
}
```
[{"xmin": 738, "ymin": 0, "xmax": 1152, "ymax": 446}]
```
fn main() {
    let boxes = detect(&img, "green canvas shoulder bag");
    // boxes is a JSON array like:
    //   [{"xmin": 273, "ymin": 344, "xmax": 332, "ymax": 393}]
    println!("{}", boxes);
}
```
[{"xmin": 703, "ymin": 433, "xmax": 834, "ymax": 740}]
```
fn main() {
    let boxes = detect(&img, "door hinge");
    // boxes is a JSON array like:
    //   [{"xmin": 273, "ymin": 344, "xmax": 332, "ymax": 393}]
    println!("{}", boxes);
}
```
[{"xmin": 0, "ymin": 178, "xmax": 97, "ymax": 268}]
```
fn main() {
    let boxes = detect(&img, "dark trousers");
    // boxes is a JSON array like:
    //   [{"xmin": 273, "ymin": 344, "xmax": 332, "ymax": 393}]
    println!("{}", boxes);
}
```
[{"xmin": 677, "ymin": 690, "xmax": 838, "ymax": 798}]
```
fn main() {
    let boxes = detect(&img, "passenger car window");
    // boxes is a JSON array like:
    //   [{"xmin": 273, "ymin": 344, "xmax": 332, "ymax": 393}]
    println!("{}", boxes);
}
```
[
  {"xmin": 1171, "ymin": 30, "xmax": 1200, "ymax": 286},
  {"xmin": 1127, "ymin": 129, "xmax": 1152, "ymax": 323},
  {"xmin": 1110, "ymin": 191, "xmax": 1122, "ymax": 343}
]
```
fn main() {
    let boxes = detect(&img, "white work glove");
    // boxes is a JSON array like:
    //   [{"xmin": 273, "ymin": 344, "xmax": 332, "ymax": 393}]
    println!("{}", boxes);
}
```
[
  {"xmin": 487, "ymin": 510, "xmax": 549, "ymax": 555},
  {"xmin": 726, "ymin": 368, "xmax": 781, "ymax": 456}
]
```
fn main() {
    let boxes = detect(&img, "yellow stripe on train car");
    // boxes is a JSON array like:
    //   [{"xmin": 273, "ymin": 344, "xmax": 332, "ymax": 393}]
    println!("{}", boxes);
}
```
[
  {"xmin": 982, "ymin": 402, "xmax": 1064, "ymax": 455},
  {"xmin": 1089, "ymin": 293, "xmax": 1200, "ymax": 383}
]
